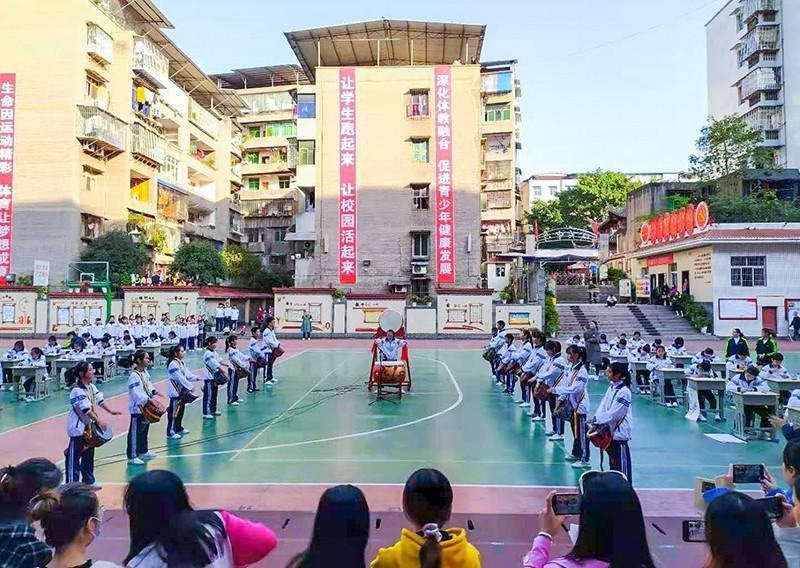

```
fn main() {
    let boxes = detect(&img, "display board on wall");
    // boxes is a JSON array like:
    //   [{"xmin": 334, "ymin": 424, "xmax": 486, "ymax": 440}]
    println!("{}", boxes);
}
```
[
  {"xmin": 718, "ymin": 298, "xmax": 758, "ymax": 320},
  {"xmin": 785, "ymin": 299, "xmax": 800, "ymax": 320}
]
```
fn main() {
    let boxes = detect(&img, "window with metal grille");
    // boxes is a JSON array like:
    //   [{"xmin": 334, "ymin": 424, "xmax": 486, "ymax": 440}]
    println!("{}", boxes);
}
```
[
  {"xmin": 279, "ymin": 176, "xmax": 291, "ymax": 189},
  {"xmin": 247, "ymin": 177, "xmax": 259, "ymax": 190},
  {"xmin": 411, "ymin": 184, "xmax": 430, "ymax": 210},
  {"xmin": 298, "ymin": 140, "xmax": 315, "ymax": 165},
  {"xmin": 495, "ymin": 264, "xmax": 506, "ymax": 277},
  {"xmin": 411, "ymin": 232, "xmax": 429, "ymax": 259},
  {"xmin": 484, "ymin": 103, "xmax": 511, "ymax": 122},
  {"xmin": 411, "ymin": 278, "xmax": 430, "ymax": 297},
  {"xmin": 406, "ymin": 90, "xmax": 429, "ymax": 118},
  {"xmin": 730, "ymin": 256, "xmax": 766, "ymax": 287},
  {"xmin": 274, "ymin": 227, "xmax": 287, "ymax": 242},
  {"xmin": 487, "ymin": 191, "xmax": 512, "ymax": 209},
  {"xmin": 412, "ymin": 139, "xmax": 429, "ymax": 163}
]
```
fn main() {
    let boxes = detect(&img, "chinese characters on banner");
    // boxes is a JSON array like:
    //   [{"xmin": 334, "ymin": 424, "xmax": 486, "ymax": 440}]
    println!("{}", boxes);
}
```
[
  {"xmin": 434, "ymin": 67, "xmax": 455, "ymax": 284},
  {"xmin": 338, "ymin": 67, "xmax": 357, "ymax": 284},
  {"xmin": 0, "ymin": 74, "xmax": 15, "ymax": 278}
]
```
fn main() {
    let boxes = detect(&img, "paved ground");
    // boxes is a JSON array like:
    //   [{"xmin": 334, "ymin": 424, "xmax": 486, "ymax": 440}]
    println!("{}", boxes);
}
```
[{"xmin": 0, "ymin": 338, "xmax": 795, "ymax": 566}]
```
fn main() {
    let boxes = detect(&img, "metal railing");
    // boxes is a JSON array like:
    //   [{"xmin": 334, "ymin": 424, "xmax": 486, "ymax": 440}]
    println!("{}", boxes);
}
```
[
  {"xmin": 86, "ymin": 24, "xmax": 113, "ymax": 64},
  {"xmin": 189, "ymin": 99, "xmax": 219, "ymax": 138},
  {"xmin": 741, "ymin": 0, "xmax": 777, "ymax": 23},
  {"xmin": 739, "ymin": 68, "xmax": 781, "ymax": 99},
  {"xmin": 241, "ymin": 198, "xmax": 296, "ymax": 218},
  {"xmin": 157, "ymin": 186, "xmax": 188, "ymax": 222},
  {"xmin": 131, "ymin": 123, "xmax": 166, "ymax": 164},
  {"xmin": 133, "ymin": 36, "xmax": 168, "ymax": 86},
  {"xmin": 739, "ymin": 27, "xmax": 780, "ymax": 63},
  {"xmin": 76, "ymin": 105, "xmax": 127, "ymax": 151},
  {"xmin": 743, "ymin": 106, "xmax": 784, "ymax": 131}
]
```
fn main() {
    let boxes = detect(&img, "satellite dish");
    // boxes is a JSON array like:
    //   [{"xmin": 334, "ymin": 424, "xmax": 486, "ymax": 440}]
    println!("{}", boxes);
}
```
[{"xmin": 378, "ymin": 309, "xmax": 403, "ymax": 333}]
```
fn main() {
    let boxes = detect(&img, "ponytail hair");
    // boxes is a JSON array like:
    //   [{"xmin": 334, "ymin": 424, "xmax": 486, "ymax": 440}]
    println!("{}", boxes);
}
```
[
  {"xmin": 566, "ymin": 344, "xmax": 587, "ymax": 367},
  {"xmin": 608, "ymin": 362, "xmax": 632, "ymax": 388},
  {"xmin": 166, "ymin": 344, "xmax": 183, "ymax": 367},
  {"xmin": 403, "ymin": 469, "xmax": 453, "ymax": 568},
  {"xmin": 225, "ymin": 335, "xmax": 238, "ymax": 350},
  {"xmin": 0, "ymin": 458, "xmax": 62, "ymax": 520},
  {"xmin": 31, "ymin": 483, "xmax": 99, "ymax": 550}
]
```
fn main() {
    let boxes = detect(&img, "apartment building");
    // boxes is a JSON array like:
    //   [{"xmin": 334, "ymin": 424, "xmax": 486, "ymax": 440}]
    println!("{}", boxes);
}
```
[
  {"xmin": 0, "ymin": 0, "xmax": 243, "ymax": 284},
  {"xmin": 211, "ymin": 65, "xmax": 316, "ymax": 279},
  {"xmin": 480, "ymin": 61, "xmax": 524, "ymax": 257},
  {"xmin": 707, "ymin": 0, "xmax": 800, "ymax": 168}
]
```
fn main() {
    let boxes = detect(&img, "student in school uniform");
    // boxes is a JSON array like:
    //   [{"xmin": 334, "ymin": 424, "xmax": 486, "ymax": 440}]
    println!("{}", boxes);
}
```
[
  {"xmin": 760, "ymin": 353, "xmax": 790, "ymax": 380},
  {"xmin": 488, "ymin": 322, "xmax": 507, "ymax": 381},
  {"xmin": 263, "ymin": 317, "xmax": 281, "ymax": 385},
  {"xmin": 118, "ymin": 315, "xmax": 131, "ymax": 341},
  {"xmin": 117, "ymin": 334, "xmax": 135, "ymax": 369},
  {"xmin": 202, "ymin": 336, "xmax": 228, "ymax": 419},
  {"xmin": 132, "ymin": 316, "xmax": 145, "ymax": 347},
  {"xmin": 177, "ymin": 317, "xmax": 189, "ymax": 350},
  {"xmin": 519, "ymin": 330, "xmax": 547, "ymax": 414},
  {"xmin": 628, "ymin": 344, "xmax": 652, "ymax": 392},
  {"xmin": 688, "ymin": 360, "xmax": 721, "ymax": 422},
  {"xmin": 187, "ymin": 315, "xmax": 199, "ymax": 352},
  {"xmin": 2, "ymin": 340, "xmax": 28, "ymax": 389},
  {"xmin": 142, "ymin": 332, "xmax": 161, "ymax": 348},
  {"xmin": 495, "ymin": 333, "xmax": 517, "ymax": 394},
  {"xmin": 225, "ymin": 335, "xmax": 250, "ymax": 407},
  {"xmin": 692, "ymin": 347, "xmax": 719, "ymax": 365},
  {"xmin": 105, "ymin": 316, "xmax": 119, "ymax": 341},
  {"xmin": 223, "ymin": 304, "xmax": 233, "ymax": 331},
  {"xmin": 533, "ymin": 341, "xmax": 567, "ymax": 440},
  {"xmin": 557, "ymin": 345, "xmax": 591, "ymax": 469},
  {"xmin": 610, "ymin": 333, "xmax": 627, "ymax": 348},
  {"xmin": 90, "ymin": 319, "xmax": 105, "ymax": 345},
  {"xmin": 597, "ymin": 333, "xmax": 611, "ymax": 374},
  {"xmin": 726, "ymin": 364, "xmax": 773, "ymax": 435},
  {"xmin": 726, "ymin": 348, "xmax": 754, "ymax": 381},
  {"xmin": 725, "ymin": 328, "xmax": 749, "ymax": 359},
  {"xmin": 590, "ymin": 362, "xmax": 634, "ymax": 484},
  {"xmin": 231, "ymin": 306, "xmax": 240, "ymax": 331},
  {"xmin": 566, "ymin": 334, "xmax": 585, "ymax": 348},
  {"xmin": 43, "ymin": 336, "xmax": 62, "ymax": 357},
  {"xmin": 62, "ymin": 331, "xmax": 76, "ymax": 350},
  {"xmin": 627, "ymin": 331, "xmax": 644, "ymax": 352},
  {"xmin": 648, "ymin": 345, "xmax": 676, "ymax": 406},
  {"xmin": 484, "ymin": 326, "xmax": 499, "ymax": 377},
  {"xmin": 197, "ymin": 314, "xmax": 208, "ymax": 347},
  {"xmin": 248, "ymin": 327, "xmax": 266, "ymax": 392},
  {"xmin": 92, "ymin": 335, "xmax": 116, "ymax": 380},
  {"xmin": 609, "ymin": 339, "xmax": 629, "ymax": 358},
  {"xmin": 78, "ymin": 319, "xmax": 91, "ymax": 339},
  {"xmin": 65, "ymin": 362, "xmax": 121, "ymax": 486},
  {"xmin": 166, "ymin": 344, "xmax": 200, "ymax": 440},
  {"xmin": 20, "ymin": 347, "xmax": 47, "ymax": 402},
  {"xmin": 215, "ymin": 303, "xmax": 224, "ymax": 332},
  {"xmin": 667, "ymin": 336, "xmax": 687, "ymax": 358},
  {"xmin": 126, "ymin": 350, "xmax": 160, "ymax": 465}
]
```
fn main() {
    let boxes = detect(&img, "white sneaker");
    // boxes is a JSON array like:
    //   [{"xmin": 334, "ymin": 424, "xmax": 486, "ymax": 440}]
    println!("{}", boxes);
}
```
[
  {"xmin": 213, "ymin": 411, "xmax": 222, "ymax": 416},
  {"xmin": 531, "ymin": 415, "xmax": 546, "ymax": 422},
  {"xmin": 564, "ymin": 455, "xmax": 579, "ymax": 462},
  {"xmin": 140, "ymin": 452, "xmax": 157, "ymax": 461},
  {"xmin": 571, "ymin": 461, "xmax": 591, "ymax": 469},
  {"xmin": 128, "ymin": 457, "xmax": 145, "ymax": 465},
  {"xmin": 519, "ymin": 401, "xmax": 531, "ymax": 408},
  {"xmin": 203, "ymin": 414, "xmax": 214, "ymax": 420},
  {"xmin": 265, "ymin": 380, "xmax": 275, "ymax": 386},
  {"xmin": 526, "ymin": 409, "xmax": 537, "ymax": 417},
  {"xmin": 698, "ymin": 415, "xmax": 707, "ymax": 422},
  {"xmin": 549, "ymin": 434, "xmax": 564, "ymax": 441},
  {"xmin": 512, "ymin": 398, "xmax": 523, "ymax": 404},
  {"xmin": 168, "ymin": 433, "xmax": 182, "ymax": 440},
  {"xmin": 545, "ymin": 430, "xmax": 556, "ymax": 437},
  {"xmin": 24, "ymin": 395, "xmax": 34, "ymax": 403},
  {"xmin": 178, "ymin": 429, "xmax": 190, "ymax": 435},
  {"xmin": 230, "ymin": 401, "xmax": 240, "ymax": 407},
  {"xmin": 715, "ymin": 413, "xmax": 722, "ymax": 422}
]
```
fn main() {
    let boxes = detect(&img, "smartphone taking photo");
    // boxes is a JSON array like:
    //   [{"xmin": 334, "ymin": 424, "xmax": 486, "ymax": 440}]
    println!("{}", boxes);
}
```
[
  {"xmin": 551, "ymin": 493, "xmax": 581, "ymax": 516},
  {"xmin": 732, "ymin": 464, "xmax": 765, "ymax": 484},
  {"xmin": 682, "ymin": 519, "xmax": 706, "ymax": 543},
  {"xmin": 756, "ymin": 496, "xmax": 783, "ymax": 520}
]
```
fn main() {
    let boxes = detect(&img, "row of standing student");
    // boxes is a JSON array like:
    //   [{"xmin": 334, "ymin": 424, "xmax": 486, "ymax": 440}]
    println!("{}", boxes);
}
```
[
  {"xmin": 78, "ymin": 315, "xmax": 206, "ymax": 350},
  {"xmin": 487, "ymin": 323, "xmax": 635, "ymax": 483},
  {"xmin": 64, "ymin": 318, "xmax": 282, "ymax": 484}
]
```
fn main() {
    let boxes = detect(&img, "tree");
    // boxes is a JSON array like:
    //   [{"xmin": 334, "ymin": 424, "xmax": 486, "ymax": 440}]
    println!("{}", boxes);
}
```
[
  {"xmin": 169, "ymin": 241, "xmax": 227, "ymax": 285},
  {"xmin": 689, "ymin": 115, "xmax": 774, "ymax": 180},
  {"xmin": 81, "ymin": 229, "xmax": 150, "ymax": 290},
  {"xmin": 556, "ymin": 171, "xmax": 637, "ymax": 228},
  {"xmin": 221, "ymin": 243, "xmax": 290, "ymax": 289},
  {"xmin": 708, "ymin": 189, "xmax": 800, "ymax": 223},
  {"xmin": 526, "ymin": 199, "xmax": 565, "ymax": 234}
]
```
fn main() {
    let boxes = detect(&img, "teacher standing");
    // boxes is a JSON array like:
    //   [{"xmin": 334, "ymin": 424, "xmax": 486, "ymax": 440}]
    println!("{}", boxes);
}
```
[{"xmin": 584, "ymin": 320, "xmax": 603, "ymax": 377}]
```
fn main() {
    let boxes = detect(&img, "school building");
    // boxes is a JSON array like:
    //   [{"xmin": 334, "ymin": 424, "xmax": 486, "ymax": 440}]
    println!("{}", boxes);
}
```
[{"xmin": 0, "ymin": 0, "xmax": 244, "ymax": 285}]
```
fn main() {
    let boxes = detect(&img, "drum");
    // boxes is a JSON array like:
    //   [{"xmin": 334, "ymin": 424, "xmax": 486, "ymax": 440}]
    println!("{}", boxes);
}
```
[
  {"xmin": 179, "ymin": 387, "xmax": 199, "ymax": 405},
  {"xmin": 375, "ymin": 361, "xmax": 406, "ymax": 384},
  {"xmin": 553, "ymin": 398, "xmax": 575, "ymax": 421},
  {"xmin": 272, "ymin": 347, "xmax": 285, "ymax": 359},
  {"xmin": 482, "ymin": 348, "xmax": 497, "ymax": 362},
  {"xmin": 84, "ymin": 423, "xmax": 113, "ymax": 450},
  {"xmin": 212, "ymin": 370, "xmax": 229, "ymax": 386},
  {"xmin": 533, "ymin": 382, "xmax": 550, "ymax": 401},
  {"xmin": 141, "ymin": 398, "xmax": 166, "ymax": 423},
  {"xmin": 588, "ymin": 425, "xmax": 613, "ymax": 450},
  {"xmin": 234, "ymin": 365, "xmax": 250, "ymax": 379},
  {"xmin": 378, "ymin": 310, "xmax": 404, "ymax": 333}
]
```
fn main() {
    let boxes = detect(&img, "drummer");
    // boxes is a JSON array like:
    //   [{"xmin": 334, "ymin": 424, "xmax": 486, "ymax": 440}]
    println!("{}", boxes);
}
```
[{"xmin": 377, "ymin": 330, "xmax": 406, "ymax": 362}]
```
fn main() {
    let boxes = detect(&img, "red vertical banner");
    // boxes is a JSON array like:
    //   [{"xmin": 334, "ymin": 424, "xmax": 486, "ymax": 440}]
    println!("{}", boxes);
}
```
[
  {"xmin": 338, "ymin": 67, "xmax": 357, "ymax": 284},
  {"xmin": 434, "ymin": 66, "xmax": 455, "ymax": 284},
  {"xmin": 0, "ymin": 74, "xmax": 15, "ymax": 279}
]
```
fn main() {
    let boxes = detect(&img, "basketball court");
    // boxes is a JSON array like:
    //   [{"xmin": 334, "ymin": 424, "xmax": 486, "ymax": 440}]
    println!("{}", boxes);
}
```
[{"xmin": 1, "ymin": 339, "xmax": 795, "ymax": 565}]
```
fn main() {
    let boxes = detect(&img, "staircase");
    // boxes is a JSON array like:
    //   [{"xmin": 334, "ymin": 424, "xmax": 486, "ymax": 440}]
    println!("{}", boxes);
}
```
[
  {"xmin": 554, "ymin": 284, "xmax": 617, "ymax": 304},
  {"xmin": 555, "ymin": 303, "xmax": 707, "ymax": 340}
]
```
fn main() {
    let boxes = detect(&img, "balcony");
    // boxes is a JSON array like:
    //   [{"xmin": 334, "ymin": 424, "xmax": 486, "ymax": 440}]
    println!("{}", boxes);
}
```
[
  {"xmin": 481, "ymin": 119, "xmax": 513, "ymax": 135},
  {"xmin": 242, "ymin": 197, "xmax": 296, "ymax": 218},
  {"xmin": 738, "ymin": 27, "xmax": 780, "ymax": 64},
  {"xmin": 286, "ymin": 210, "xmax": 315, "ymax": 241},
  {"xmin": 157, "ymin": 186, "xmax": 188, "ymax": 222},
  {"xmin": 76, "ymin": 105, "xmax": 127, "ymax": 159},
  {"xmin": 183, "ymin": 221, "xmax": 217, "ymax": 241},
  {"xmin": 131, "ymin": 123, "xmax": 166, "ymax": 166},
  {"xmin": 743, "ymin": 106, "xmax": 784, "ymax": 131},
  {"xmin": 189, "ymin": 99, "xmax": 220, "ymax": 139},
  {"xmin": 762, "ymin": 128, "xmax": 785, "ymax": 147},
  {"xmin": 133, "ymin": 37, "xmax": 168, "ymax": 89},
  {"xmin": 738, "ymin": 67, "xmax": 781, "ymax": 100},
  {"xmin": 741, "ymin": 0, "xmax": 778, "ymax": 25},
  {"xmin": 86, "ymin": 24, "xmax": 113, "ymax": 65}
]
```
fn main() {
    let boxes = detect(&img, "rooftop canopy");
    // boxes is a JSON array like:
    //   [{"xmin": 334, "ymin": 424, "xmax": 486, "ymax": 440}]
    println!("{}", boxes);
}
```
[
  {"xmin": 284, "ymin": 19, "xmax": 486, "ymax": 81},
  {"xmin": 210, "ymin": 65, "xmax": 310, "ymax": 90}
]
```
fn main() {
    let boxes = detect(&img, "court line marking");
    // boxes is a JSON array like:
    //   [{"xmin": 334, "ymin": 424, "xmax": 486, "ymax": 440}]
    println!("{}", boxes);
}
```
[
  {"xmin": 155, "ymin": 356, "xmax": 464, "ymax": 460},
  {"xmin": 229, "ymin": 360, "xmax": 345, "ymax": 462}
]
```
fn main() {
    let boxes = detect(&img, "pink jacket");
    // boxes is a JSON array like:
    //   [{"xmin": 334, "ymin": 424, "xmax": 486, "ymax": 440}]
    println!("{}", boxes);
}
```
[
  {"xmin": 523, "ymin": 535, "xmax": 609, "ymax": 568},
  {"xmin": 220, "ymin": 510, "xmax": 278, "ymax": 567}
]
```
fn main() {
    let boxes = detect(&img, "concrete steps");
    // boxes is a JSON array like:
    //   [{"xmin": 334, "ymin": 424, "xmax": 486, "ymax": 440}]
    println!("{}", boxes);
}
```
[{"xmin": 555, "ymin": 303, "xmax": 707, "ymax": 340}]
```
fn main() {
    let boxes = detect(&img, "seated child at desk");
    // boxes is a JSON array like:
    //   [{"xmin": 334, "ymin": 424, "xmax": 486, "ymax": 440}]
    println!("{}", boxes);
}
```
[
  {"xmin": 693, "ymin": 347, "xmax": 719, "ymax": 365},
  {"xmin": 92, "ymin": 335, "xmax": 116, "ymax": 379},
  {"xmin": 20, "ymin": 347, "xmax": 47, "ymax": 402},
  {"xmin": 2, "ymin": 340, "xmax": 28, "ymax": 389},
  {"xmin": 117, "ymin": 334, "xmax": 135, "ymax": 369},
  {"xmin": 142, "ymin": 332, "xmax": 161, "ymax": 348},
  {"xmin": 43, "ymin": 336, "xmax": 62, "ymax": 356},
  {"xmin": 688, "ymin": 360, "xmax": 721, "ymax": 422},
  {"xmin": 629, "ymin": 344, "xmax": 652, "ymax": 390},
  {"xmin": 760, "ymin": 353, "xmax": 790, "ymax": 380},
  {"xmin": 609, "ymin": 339, "xmax": 628, "ymax": 358},
  {"xmin": 726, "ymin": 365, "xmax": 772, "ymax": 435},
  {"xmin": 610, "ymin": 333, "xmax": 627, "ymax": 347},
  {"xmin": 566, "ymin": 334, "xmax": 585, "ymax": 347},
  {"xmin": 726, "ymin": 350, "xmax": 754, "ymax": 381},
  {"xmin": 648, "ymin": 345, "xmax": 676, "ymax": 406},
  {"xmin": 61, "ymin": 331, "xmax": 76, "ymax": 350},
  {"xmin": 667, "ymin": 336, "xmax": 687, "ymax": 357},
  {"xmin": 628, "ymin": 331, "xmax": 645, "ymax": 351}
]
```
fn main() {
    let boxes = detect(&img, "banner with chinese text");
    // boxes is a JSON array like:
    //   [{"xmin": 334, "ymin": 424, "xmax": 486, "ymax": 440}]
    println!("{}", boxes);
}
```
[
  {"xmin": 338, "ymin": 67, "xmax": 357, "ymax": 284},
  {"xmin": 434, "ymin": 66, "xmax": 455, "ymax": 283},
  {"xmin": 0, "ymin": 74, "xmax": 15, "ymax": 278}
]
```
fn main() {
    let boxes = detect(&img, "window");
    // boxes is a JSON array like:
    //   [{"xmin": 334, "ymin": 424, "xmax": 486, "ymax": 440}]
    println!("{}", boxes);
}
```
[
  {"xmin": 407, "ymin": 90, "xmax": 429, "ymax": 118},
  {"xmin": 245, "ymin": 229, "xmax": 264, "ymax": 243},
  {"xmin": 298, "ymin": 140, "xmax": 315, "ymax": 165},
  {"xmin": 279, "ymin": 176, "xmax": 291, "ymax": 189},
  {"xmin": 495, "ymin": 264, "xmax": 506, "ymax": 278},
  {"xmin": 246, "ymin": 152, "xmax": 259, "ymax": 164},
  {"xmin": 273, "ymin": 227, "xmax": 287, "ymax": 242},
  {"xmin": 484, "ymin": 103, "xmax": 511, "ymax": 122},
  {"xmin": 248, "ymin": 126, "xmax": 261, "ymax": 138},
  {"xmin": 480, "ymin": 193, "xmax": 487, "ymax": 212},
  {"xmin": 247, "ymin": 177, "xmax": 259, "ymax": 190},
  {"xmin": 270, "ymin": 255, "xmax": 287, "ymax": 266},
  {"xmin": 297, "ymin": 93, "xmax": 316, "ymax": 118},
  {"xmin": 411, "ymin": 278, "xmax": 430, "ymax": 297},
  {"xmin": 264, "ymin": 121, "xmax": 296, "ymax": 137},
  {"xmin": 533, "ymin": 186, "xmax": 542, "ymax": 196},
  {"xmin": 487, "ymin": 191, "xmax": 512, "ymax": 209},
  {"xmin": 80, "ymin": 213, "xmax": 102, "ymax": 240},
  {"xmin": 548, "ymin": 185, "xmax": 558, "ymax": 195},
  {"xmin": 730, "ymin": 256, "xmax": 766, "ymax": 287},
  {"xmin": 82, "ymin": 172, "xmax": 97, "ymax": 192},
  {"xmin": 412, "ymin": 139, "xmax": 429, "ymax": 163},
  {"xmin": 411, "ymin": 184, "xmax": 430, "ymax": 210},
  {"xmin": 411, "ymin": 232, "xmax": 430, "ymax": 259}
]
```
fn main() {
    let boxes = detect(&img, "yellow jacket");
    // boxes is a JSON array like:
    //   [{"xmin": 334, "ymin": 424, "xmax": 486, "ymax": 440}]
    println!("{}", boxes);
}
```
[{"xmin": 370, "ymin": 528, "xmax": 481, "ymax": 568}]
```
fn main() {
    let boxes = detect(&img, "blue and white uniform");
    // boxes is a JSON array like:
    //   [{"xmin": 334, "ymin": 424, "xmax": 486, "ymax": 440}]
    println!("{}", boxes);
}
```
[
  {"xmin": 202, "ymin": 348, "xmax": 223, "ymax": 417},
  {"xmin": 226, "ymin": 346, "xmax": 250, "ymax": 405},
  {"xmin": 126, "ymin": 368, "xmax": 155, "ymax": 461},
  {"xmin": 536, "ymin": 353, "xmax": 567, "ymax": 434},
  {"xmin": 166, "ymin": 359, "xmax": 200, "ymax": 437},
  {"xmin": 760, "ymin": 364, "xmax": 790, "ymax": 381},
  {"xmin": 556, "ymin": 362, "xmax": 590, "ymax": 464},
  {"xmin": 377, "ymin": 337, "xmax": 405, "ymax": 362},
  {"xmin": 593, "ymin": 380, "xmax": 633, "ymax": 483},
  {"xmin": 726, "ymin": 354, "xmax": 753, "ymax": 380},
  {"xmin": 65, "ymin": 382, "xmax": 105, "ymax": 484}
]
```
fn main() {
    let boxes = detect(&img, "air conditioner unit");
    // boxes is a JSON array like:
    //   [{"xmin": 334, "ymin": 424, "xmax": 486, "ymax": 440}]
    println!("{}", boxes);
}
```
[{"xmin": 411, "ymin": 263, "xmax": 428, "ymax": 275}]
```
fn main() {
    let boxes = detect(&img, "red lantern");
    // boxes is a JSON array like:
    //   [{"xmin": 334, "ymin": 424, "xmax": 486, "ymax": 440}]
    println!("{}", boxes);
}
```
[
  {"xmin": 640, "ymin": 222, "xmax": 651, "ymax": 244},
  {"xmin": 686, "ymin": 204, "xmax": 696, "ymax": 234}
]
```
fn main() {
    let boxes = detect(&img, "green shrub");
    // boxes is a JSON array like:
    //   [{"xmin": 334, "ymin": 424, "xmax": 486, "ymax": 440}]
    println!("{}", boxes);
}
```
[{"xmin": 544, "ymin": 294, "xmax": 560, "ymax": 338}]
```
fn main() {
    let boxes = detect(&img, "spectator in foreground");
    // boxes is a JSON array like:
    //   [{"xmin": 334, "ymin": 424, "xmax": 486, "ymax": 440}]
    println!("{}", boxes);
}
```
[
  {"xmin": 760, "ymin": 440, "xmax": 800, "ymax": 506},
  {"xmin": 124, "ymin": 470, "xmax": 277, "ymax": 567},
  {"xmin": 0, "ymin": 458, "xmax": 63, "ymax": 568},
  {"xmin": 288, "ymin": 484, "xmax": 370, "ymax": 568},
  {"xmin": 526, "ymin": 470, "xmax": 654, "ymax": 568},
  {"xmin": 371, "ymin": 468, "xmax": 480, "ymax": 568},
  {"xmin": 31, "ymin": 483, "xmax": 121, "ymax": 567},
  {"xmin": 704, "ymin": 491, "xmax": 787, "ymax": 568}
]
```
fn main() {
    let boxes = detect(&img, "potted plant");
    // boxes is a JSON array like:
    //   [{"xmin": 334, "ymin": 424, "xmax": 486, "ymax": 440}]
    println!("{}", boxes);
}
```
[
  {"xmin": 36, "ymin": 286, "xmax": 48, "ymax": 300},
  {"xmin": 420, "ymin": 295, "xmax": 433, "ymax": 306},
  {"xmin": 331, "ymin": 288, "xmax": 345, "ymax": 302},
  {"xmin": 410, "ymin": 295, "xmax": 421, "ymax": 307}
]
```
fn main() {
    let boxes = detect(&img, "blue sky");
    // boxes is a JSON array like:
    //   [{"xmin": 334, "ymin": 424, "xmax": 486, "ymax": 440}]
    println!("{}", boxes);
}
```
[{"xmin": 157, "ymin": 0, "xmax": 726, "ymax": 176}]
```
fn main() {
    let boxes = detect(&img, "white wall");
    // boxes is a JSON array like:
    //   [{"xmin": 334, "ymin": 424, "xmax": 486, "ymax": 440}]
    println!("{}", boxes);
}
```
[
  {"xmin": 487, "ymin": 261, "xmax": 510, "ymax": 294},
  {"xmin": 783, "ymin": 1, "xmax": 800, "ymax": 168},
  {"xmin": 711, "ymin": 242, "xmax": 800, "ymax": 336},
  {"xmin": 706, "ymin": 1, "xmax": 741, "ymax": 121}
]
